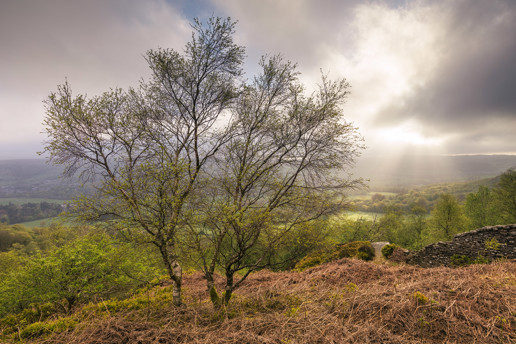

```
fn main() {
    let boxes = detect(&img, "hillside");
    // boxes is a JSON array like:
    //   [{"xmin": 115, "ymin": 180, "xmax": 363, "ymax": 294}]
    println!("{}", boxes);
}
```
[
  {"xmin": 7, "ymin": 259, "xmax": 515, "ymax": 344},
  {"xmin": 0, "ymin": 159, "xmax": 85, "ymax": 199},
  {"xmin": 353, "ymin": 154, "xmax": 516, "ymax": 188},
  {"xmin": 1, "ymin": 155, "xmax": 515, "ymax": 200}
]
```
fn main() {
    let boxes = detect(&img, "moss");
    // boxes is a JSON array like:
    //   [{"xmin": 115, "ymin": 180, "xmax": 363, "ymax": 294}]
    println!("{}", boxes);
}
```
[
  {"xmin": 209, "ymin": 286, "xmax": 221, "ymax": 308},
  {"xmin": 19, "ymin": 317, "xmax": 76, "ymax": 339},
  {"xmin": 484, "ymin": 237, "xmax": 501, "ymax": 250},
  {"xmin": 451, "ymin": 254, "xmax": 491, "ymax": 266},
  {"xmin": 450, "ymin": 254, "xmax": 473, "ymax": 266},
  {"xmin": 0, "ymin": 302, "xmax": 59, "ymax": 335}
]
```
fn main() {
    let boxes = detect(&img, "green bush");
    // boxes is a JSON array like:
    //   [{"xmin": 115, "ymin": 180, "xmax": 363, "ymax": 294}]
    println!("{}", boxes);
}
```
[
  {"xmin": 336, "ymin": 241, "xmax": 374, "ymax": 260},
  {"xmin": 381, "ymin": 243, "xmax": 399, "ymax": 259},
  {"xmin": 0, "ymin": 231, "xmax": 163, "ymax": 317},
  {"xmin": 357, "ymin": 244, "xmax": 375, "ymax": 261},
  {"xmin": 356, "ymin": 251, "xmax": 371, "ymax": 261},
  {"xmin": 294, "ymin": 255, "xmax": 324, "ymax": 271}
]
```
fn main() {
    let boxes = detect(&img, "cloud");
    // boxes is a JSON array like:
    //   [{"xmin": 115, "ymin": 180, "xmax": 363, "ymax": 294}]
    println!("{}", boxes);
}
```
[
  {"xmin": 375, "ymin": 0, "xmax": 516, "ymax": 153},
  {"xmin": 0, "ymin": 0, "xmax": 189, "ymax": 152},
  {"xmin": 1, "ymin": 0, "xmax": 515, "ymax": 158},
  {"xmin": 209, "ymin": 0, "xmax": 516, "ymax": 154}
]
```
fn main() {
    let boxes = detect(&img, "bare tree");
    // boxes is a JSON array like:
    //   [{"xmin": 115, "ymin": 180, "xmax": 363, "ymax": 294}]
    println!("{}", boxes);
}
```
[
  {"xmin": 182, "ymin": 56, "xmax": 364, "ymax": 307},
  {"xmin": 42, "ymin": 17, "xmax": 245, "ymax": 306}
]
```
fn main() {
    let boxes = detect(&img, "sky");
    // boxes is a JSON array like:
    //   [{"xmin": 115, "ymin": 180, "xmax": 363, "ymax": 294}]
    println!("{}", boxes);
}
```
[{"xmin": 1, "ymin": 0, "xmax": 515, "ymax": 160}]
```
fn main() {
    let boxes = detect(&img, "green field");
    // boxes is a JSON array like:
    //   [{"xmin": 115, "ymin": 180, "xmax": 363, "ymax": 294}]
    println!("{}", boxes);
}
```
[
  {"xmin": 0, "ymin": 198, "xmax": 69, "ymax": 205},
  {"xmin": 348, "ymin": 192, "xmax": 397, "ymax": 201},
  {"xmin": 17, "ymin": 217, "xmax": 60, "ymax": 228},
  {"xmin": 343, "ymin": 211, "xmax": 382, "ymax": 220}
]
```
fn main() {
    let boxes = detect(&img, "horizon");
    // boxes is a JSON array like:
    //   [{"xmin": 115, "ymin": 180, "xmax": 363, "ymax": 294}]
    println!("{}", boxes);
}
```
[{"xmin": 1, "ymin": 0, "xmax": 515, "ymax": 160}]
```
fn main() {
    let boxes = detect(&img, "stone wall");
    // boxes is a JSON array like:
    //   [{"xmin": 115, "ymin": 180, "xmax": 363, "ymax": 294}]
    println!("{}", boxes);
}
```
[{"xmin": 406, "ymin": 224, "xmax": 516, "ymax": 267}]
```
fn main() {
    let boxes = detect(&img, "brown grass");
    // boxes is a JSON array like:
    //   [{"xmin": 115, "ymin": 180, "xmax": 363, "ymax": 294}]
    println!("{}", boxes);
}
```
[{"xmin": 31, "ymin": 259, "xmax": 516, "ymax": 343}]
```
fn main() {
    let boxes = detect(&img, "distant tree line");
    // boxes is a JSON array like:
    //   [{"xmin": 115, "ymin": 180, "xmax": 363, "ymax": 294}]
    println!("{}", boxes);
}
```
[
  {"xmin": 0, "ymin": 202, "xmax": 63, "ymax": 225},
  {"xmin": 336, "ymin": 169, "xmax": 516, "ymax": 250}
]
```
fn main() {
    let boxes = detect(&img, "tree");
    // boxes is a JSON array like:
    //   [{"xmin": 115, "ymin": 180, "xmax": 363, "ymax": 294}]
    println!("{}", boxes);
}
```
[
  {"xmin": 43, "ymin": 17, "xmax": 245, "ymax": 306},
  {"xmin": 374, "ymin": 205, "xmax": 403, "ymax": 243},
  {"xmin": 492, "ymin": 169, "xmax": 516, "ymax": 224},
  {"xmin": 425, "ymin": 193, "xmax": 467, "ymax": 242},
  {"xmin": 182, "ymin": 56, "xmax": 363, "ymax": 307},
  {"xmin": 465, "ymin": 185, "xmax": 496, "ymax": 228},
  {"xmin": 395, "ymin": 205, "xmax": 427, "ymax": 249}
]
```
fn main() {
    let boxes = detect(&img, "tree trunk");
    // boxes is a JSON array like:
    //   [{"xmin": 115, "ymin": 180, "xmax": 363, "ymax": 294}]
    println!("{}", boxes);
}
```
[
  {"xmin": 158, "ymin": 243, "xmax": 183, "ymax": 306},
  {"xmin": 171, "ymin": 259, "xmax": 182, "ymax": 306},
  {"xmin": 222, "ymin": 270, "xmax": 234, "ymax": 306},
  {"xmin": 222, "ymin": 288, "xmax": 233, "ymax": 305},
  {"xmin": 206, "ymin": 274, "xmax": 221, "ymax": 308}
]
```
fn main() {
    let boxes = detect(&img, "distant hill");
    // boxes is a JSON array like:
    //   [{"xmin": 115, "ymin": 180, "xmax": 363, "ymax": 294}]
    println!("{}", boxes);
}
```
[
  {"xmin": 352, "ymin": 154, "xmax": 516, "ymax": 189},
  {"xmin": 0, "ymin": 159, "xmax": 82, "ymax": 199},
  {"xmin": 1, "ymin": 155, "xmax": 515, "ymax": 199}
]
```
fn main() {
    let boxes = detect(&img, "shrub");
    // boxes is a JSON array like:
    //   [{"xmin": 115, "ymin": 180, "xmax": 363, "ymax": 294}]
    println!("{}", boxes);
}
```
[
  {"xmin": 293, "ymin": 241, "xmax": 376, "ymax": 270},
  {"xmin": 357, "ymin": 244, "xmax": 375, "ymax": 261},
  {"xmin": 357, "ymin": 251, "xmax": 372, "ymax": 261},
  {"xmin": 0, "ymin": 232, "xmax": 163, "ymax": 318},
  {"xmin": 294, "ymin": 255, "xmax": 324, "ymax": 271},
  {"xmin": 336, "ymin": 241, "xmax": 373, "ymax": 259},
  {"xmin": 381, "ymin": 243, "xmax": 399, "ymax": 259}
]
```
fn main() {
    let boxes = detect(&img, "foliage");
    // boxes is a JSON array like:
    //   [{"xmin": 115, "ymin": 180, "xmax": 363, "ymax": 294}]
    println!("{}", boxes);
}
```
[
  {"xmin": 484, "ymin": 237, "xmax": 501, "ymax": 250},
  {"xmin": 381, "ymin": 243, "xmax": 399, "ymax": 259},
  {"xmin": 294, "ymin": 255, "xmax": 325, "ymax": 272},
  {"xmin": 450, "ymin": 254, "xmax": 474, "ymax": 267},
  {"xmin": 19, "ymin": 317, "xmax": 77, "ymax": 339},
  {"xmin": 269, "ymin": 220, "xmax": 336, "ymax": 271},
  {"xmin": 180, "ymin": 44, "xmax": 362, "ymax": 307},
  {"xmin": 492, "ymin": 169, "xmax": 516, "ymax": 223},
  {"xmin": 413, "ymin": 291, "xmax": 429, "ymax": 305},
  {"xmin": 0, "ymin": 232, "xmax": 162, "ymax": 317},
  {"xmin": 0, "ymin": 224, "xmax": 32, "ymax": 251},
  {"xmin": 0, "ymin": 201, "xmax": 63, "ymax": 225},
  {"xmin": 464, "ymin": 186, "xmax": 496, "ymax": 228},
  {"xmin": 424, "ymin": 194, "xmax": 467, "ymax": 243},
  {"xmin": 336, "ymin": 241, "xmax": 374, "ymax": 261},
  {"xmin": 450, "ymin": 254, "xmax": 490, "ymax": 267},
  {"xmin": 42, "ymin": 16, "xmax": 246, "ymax": 306}
]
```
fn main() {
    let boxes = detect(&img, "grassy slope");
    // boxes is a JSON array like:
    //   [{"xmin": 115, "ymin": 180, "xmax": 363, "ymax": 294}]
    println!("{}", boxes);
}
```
[
  {"xmin": 13, "ymin": 259, "xmax": 515, "ymax": 344},
  {"xmin": 17, "ymin": 217, "xmax": 59, "ymax": 228}
]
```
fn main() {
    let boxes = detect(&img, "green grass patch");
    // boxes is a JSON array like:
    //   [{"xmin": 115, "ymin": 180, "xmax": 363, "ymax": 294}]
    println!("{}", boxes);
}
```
[
  {"xmin": 344, "ymin": 211, "xmax": 382, "ymax": 220},
  {"xmin": 18, "ymin": 217, "xmax": 59, "ymax": 228}
]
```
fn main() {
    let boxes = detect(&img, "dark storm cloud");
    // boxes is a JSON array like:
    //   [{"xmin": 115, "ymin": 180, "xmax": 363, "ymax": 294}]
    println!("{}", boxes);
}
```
[{"xmin": 379, "ymin": 0, "xmax": 516, "ymax": 149}]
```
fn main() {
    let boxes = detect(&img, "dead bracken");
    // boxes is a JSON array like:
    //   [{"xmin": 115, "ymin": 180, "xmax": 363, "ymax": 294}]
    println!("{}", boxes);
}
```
[{"xmin": 12, "ymin": 258, "xmax": 514, "ymax": 344}]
